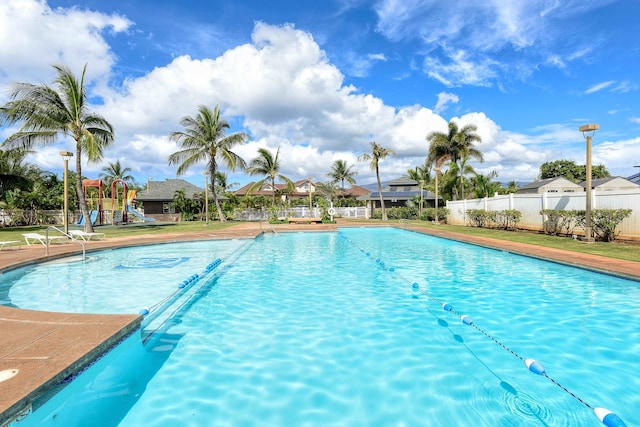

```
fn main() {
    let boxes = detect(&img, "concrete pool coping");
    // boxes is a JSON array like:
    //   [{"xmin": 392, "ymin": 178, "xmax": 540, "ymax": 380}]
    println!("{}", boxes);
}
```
[{"xmin": 0, "ymin": 220, "xmax": 638, "ymax": 425}]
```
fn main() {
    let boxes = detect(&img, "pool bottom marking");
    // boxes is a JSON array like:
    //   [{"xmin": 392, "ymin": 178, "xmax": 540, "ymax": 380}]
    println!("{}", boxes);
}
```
[
  {"xmin": 115, "ymin": 257, "xmax": 190, "ymax": 269},
  {"xmin": 338, "ymin": 232, "xmax": 628, "ymax": 427}
]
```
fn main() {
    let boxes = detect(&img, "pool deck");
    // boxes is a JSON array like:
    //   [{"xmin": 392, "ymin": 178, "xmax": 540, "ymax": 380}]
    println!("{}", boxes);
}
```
[{"xmin": 1, "ymin": 220, "xmax": 638, "ymax": 425}]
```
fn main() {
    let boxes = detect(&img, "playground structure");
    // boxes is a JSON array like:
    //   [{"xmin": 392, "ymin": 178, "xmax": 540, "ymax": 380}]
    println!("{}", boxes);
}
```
[{"xmin": 78, "ymin": 178, "xmax": 155, "ymax": 226}]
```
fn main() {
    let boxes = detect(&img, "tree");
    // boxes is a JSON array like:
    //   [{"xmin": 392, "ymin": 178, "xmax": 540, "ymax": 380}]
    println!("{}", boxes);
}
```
[
  {"xmin": 213, "ymin": 171, "xmax": 239, "ymax": 194},
  {"xmin": 470, "ymin": 170, "xmax": 500, "ymax": 198},
  {"xmin": 407, "ymin": 161, "xmax": 431, "ymax": 214},
  {"xmin": 99, "ymin": 159, "xmax": 136, "ymax": 191},
  {"xmin": 315, "ymin": 181, "xmax": 338, "ymax": 203},
  {"xmin": 506, "ymin": 180, "xmax": 520, "ymax": 193},
  {"xmin": 0, "ymin": 64, "xmax": 114, "ymax": 232},
  {"xmin": 0, "ymin": 148, "xmax": 32, "ymax": 203},
  {"xmin": 427, "ymin": 121, "xmax": 483, "ymax": 200},
  {"xmin": 168, "ymin": 104, "xmax": 248, "ymax": 222},
  {"xmin": 246, "ymin": 147, "xmax": 294, "ymax": 207},
  {"xmin": 327, "ymin": 160, "xmax": 357, "ymax": 191},
  {"xmin": 358, "ymin": 141, "xmax": 395, "ymax": 221},
  {"xmin": 456, "ymin": 153, "xmax": 477, "ymax": 198},
  {"xmin": 539, "ymin": 159, "xmax": 610, "ymax": 183}
]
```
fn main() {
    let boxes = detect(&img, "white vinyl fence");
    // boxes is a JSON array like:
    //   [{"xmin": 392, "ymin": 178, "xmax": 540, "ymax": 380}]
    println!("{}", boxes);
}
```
[
  {"xmin": 446, "ymin": 189, "xmax": 640, "ymax": 239},
  {"xmin": 234, "ymin": 206, "xmax": 368, "ymax": 221}
]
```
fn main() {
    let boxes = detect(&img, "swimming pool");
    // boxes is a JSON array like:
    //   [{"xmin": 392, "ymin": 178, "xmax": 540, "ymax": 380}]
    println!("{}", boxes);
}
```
[{"xmin": 2, "ymin": 228, "xmax": 637, "ymax": 426}]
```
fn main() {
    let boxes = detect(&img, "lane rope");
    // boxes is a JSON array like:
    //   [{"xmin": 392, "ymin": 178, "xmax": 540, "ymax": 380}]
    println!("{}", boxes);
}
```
[{"xmin": 339, "ymin": 233, "xmax": 627, "ymax": 427}]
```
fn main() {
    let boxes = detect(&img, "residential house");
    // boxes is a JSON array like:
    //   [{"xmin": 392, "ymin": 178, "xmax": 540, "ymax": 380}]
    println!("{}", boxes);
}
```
[
  {"xmin": 358, "ymin": 177, "xmax": 437, "ymax": 216},
  {"xmin": 516, "ymin": 177, "xmax": 583, "ymax": 194},
  {"xmin": 134, "ymin": 178, "xmax": 204, "ymax": 221},
  {"xmin": 579, "ymin": 176, "xmax": 640, "ymax": 191},
  {"xmin": 234, "ymin": 178, "xmax": 319, "ymax": 203},
  {"xmin": 336, "ymin": 185, "xmax": 370, "ymax": 200}
]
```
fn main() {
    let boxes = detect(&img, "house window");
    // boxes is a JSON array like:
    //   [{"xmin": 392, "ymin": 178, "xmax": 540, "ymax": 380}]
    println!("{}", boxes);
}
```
[
  {"xmin": 547, "ymin": 190, "xmax": 558, "ymax": 193},
  {"xmin": 163, "ymin": 202, "xmax": 170, "ymax": 213},
  {"xmin": 564, "ymin": 190, "xmax": 574, "ymax": 193}
]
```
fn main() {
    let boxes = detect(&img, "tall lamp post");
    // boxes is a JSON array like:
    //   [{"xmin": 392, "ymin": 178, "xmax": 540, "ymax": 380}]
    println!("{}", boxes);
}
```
[
  {"xmin": 59, "ymin": 151, "xmax": 74, "ymax": 234},
  {"xmin": 434, "ymin": 167, "xmax": 440, "ymax": 224},
  {"xmin": 203, "ymin": 171, "xmax": 210, "ymax": 225},
  {"xmin": 579, "ymin": 124, "xmax": 599, "ymax": 243}
]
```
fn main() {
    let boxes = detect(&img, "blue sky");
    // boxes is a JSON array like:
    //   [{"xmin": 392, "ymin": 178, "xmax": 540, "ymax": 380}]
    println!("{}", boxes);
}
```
[{"xmin": 1, "ymin": 0, "xmax": 639, "ymax": 189}]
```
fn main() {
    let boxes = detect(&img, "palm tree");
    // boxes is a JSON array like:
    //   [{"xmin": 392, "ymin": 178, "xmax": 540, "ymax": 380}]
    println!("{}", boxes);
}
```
[
  {"xmin": 358, "ymin": 141, "xmax": 395, "ymax": 221},
  {"xmin": 407, "ymin": 161, "xmax": 431, "ymax": 214},
  {"xmin": 506, "ymin": 180, "xmax": 520, "ymax": 193},
  {"xmin": 470, "ymin": 170, "xmax": 499, "ymax": 198},
  {"xmin": 246, "ymin": 147, "xmax": 294, "ymax": 207},
  {"xmin": 168, "ymin": 104, "xmax": 248, "ymax": 222},
  {"xmin": 456, "ymin": 153, "xmax": 477, "ymax": 199},
  {"xmin": 213, "ymin": 171, "xmax": 239, "ymax": 194},
  {"xmin": 327, "ymin": 160, "xmax": 357, "ymax": 191},
  {"xmin": 99, "ymin": 159, "xmax": 135, "ymax": 190},
  {"xmin": 315, "ymin": 181, "xmax": 338, "ymax": 203},
  {"xmin": 426, "ymin": 121, "xmax": 483, "ymax": 200},
  {"xmin": 0, "ymin": 64, "xmax": 114, "ymax": 232}
]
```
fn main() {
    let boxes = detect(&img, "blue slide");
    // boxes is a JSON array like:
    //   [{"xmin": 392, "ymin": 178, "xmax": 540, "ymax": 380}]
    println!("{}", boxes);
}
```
[
  {"xmin": 126, "ymin": 205, "xmax": 156, "ymax": 222},
  {"xmin": 76, "ymin": 210, "xmax": 99, "ymax": 226}
]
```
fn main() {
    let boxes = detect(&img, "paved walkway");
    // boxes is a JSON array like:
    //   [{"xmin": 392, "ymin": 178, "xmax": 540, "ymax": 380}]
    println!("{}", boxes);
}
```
[{"xmin": 1, "ymin": 221, "xmax": 638, "ymax": 424}]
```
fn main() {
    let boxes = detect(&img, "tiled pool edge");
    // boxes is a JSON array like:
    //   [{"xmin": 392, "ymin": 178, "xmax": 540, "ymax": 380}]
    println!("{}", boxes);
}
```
[{"xmin": 0, "ymin": 310, "xmax": 142, "ymax": 426}]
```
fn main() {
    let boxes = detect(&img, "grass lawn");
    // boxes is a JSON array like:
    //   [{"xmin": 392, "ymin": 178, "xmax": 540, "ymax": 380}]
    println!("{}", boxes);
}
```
[
  {"xmin": 1, "ymin": 219, "xmax": 638, "ymax": 263},
  {"xmin": 0, "ymin": 221, "xmax": 236, "ymax": 242}
]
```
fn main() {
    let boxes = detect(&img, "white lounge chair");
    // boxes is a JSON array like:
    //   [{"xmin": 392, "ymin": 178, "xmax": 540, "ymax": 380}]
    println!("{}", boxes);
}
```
[
  {"xmin": 22, "ymin": 233, "xmax": 68, "ymax": 246},
  {"xmin": 69, "ymin": 230, "xmax": 106, "ymax": 241},
  {"xmin": 0, "ymin": 241, "xmax": 21, "ymax": 251}
]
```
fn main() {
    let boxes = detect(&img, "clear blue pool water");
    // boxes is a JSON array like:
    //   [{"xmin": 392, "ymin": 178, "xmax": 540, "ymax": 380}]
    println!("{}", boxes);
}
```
[{"xmin": 2, "ymin": 228, "xmax": 638, "ymax": 426}]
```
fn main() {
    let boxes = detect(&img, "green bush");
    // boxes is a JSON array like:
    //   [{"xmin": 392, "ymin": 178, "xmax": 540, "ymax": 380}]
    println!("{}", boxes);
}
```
[
  {"xmin": 497, "ymin": 209, "xmax": 522, "ymax": 231},
  {"xmin": 466, "ymin": 209, "xmax": 491, "ymax": 227},
  {"xmin": 420, "ymin": 207, "xmax": 449, "ymax": 223},
  {"xmin": 591, "ymin": 209, "xmax": 633, "ymax": 242},
  {"xmin": 467, "ymin": 209, "xmax": 521, "ymax": 230},
  {"xmin": 541, "ymin": 209, "xmax": 579, "ymax": 235},
  {"xmin": 542, "ymin": 209, "xmax": 632, "ymax": 241}
]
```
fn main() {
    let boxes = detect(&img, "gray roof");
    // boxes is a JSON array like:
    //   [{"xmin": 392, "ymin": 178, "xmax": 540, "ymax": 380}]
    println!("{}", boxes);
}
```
[
  {"xmin": 518, "ymin": 177, "xmax": 577, "ymax": 190},
  {"xmin": 386, "ymin": 177, "xmax": 419, "ymax": 187},
  {"xmin": 578, "ymin": 176, "xmax": 636, "ymax": 188},
  {"xmin": 135, "ymin": 179, "xmax": 204, "ymax": 201},
  {"xmin": 359, "ymin": 190, "xmax": 436, "ymax": 201}
]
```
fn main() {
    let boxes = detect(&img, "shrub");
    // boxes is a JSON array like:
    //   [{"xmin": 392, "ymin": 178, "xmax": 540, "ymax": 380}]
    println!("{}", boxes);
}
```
[
  {"xmin": 591, "ymin": 209, "xmax": 633, "ymax": 242},
  {"xmin": 542, "ymin": 209, "xmax": 632, "ymax": 241},
  {"xmin": 541, "ymin": 209, "xmax": 579, "ymax": 235},
  {"xmin": 420, "ymin": 207, "xmax": 449, "ymax": 223},
  {"xmin": 496, "ymin": 209, "xmax": 522, "ymax": 231},
  {"xmin": 467, "ymin": 209, "xmax": 521, "ymax": 230},
  {"xmin": 466, "ymin": 209, "xmax": 491, "ymax": 227}
]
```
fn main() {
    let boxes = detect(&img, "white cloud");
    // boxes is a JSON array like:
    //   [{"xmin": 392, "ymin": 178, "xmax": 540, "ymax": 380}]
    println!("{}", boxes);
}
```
[
  {"xmin": 630, "ymin": 117, "xmax": 640, "ymax": 124},
  {"xmin": 375, "ymin": 0, "xmax": 616, "ymax": 87},
  {"xmin": 424, "ymin": 49, "xmax": 498, "ymax": 87},
  {"xmin": 0, "ymin": 0, "xmax": 131, "ymax": 91},
  {"xmin": 584, "ymin": 80, "xmax": 616, "ymax": 94},
  {"xmin": 1, "ymin": 5, "xmax": 636, "ymax": 188},
  {"xmin": 434, "ymin": 92, "xmax": 459, "ymax": 114},
  {"xmin": 593, "ymin": 137, "xmax": 640, "ymax": 176}
]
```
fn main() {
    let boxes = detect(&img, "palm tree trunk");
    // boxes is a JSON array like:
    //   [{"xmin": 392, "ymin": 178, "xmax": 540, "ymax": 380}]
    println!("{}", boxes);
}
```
[
  {"xmin": 376, "ymin": 165, "xmax": 387, "ymax": 221},
  {"xmin": 271, "ymin": 177, "xmax": 276, "ymax": 207},
  {"xmin": 75, "ymin": 148, "xmax": 94, "ymax": 233},
  {"xmin": 212, "ymin": 190, "xmax": 226, "ymax": 222}
]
